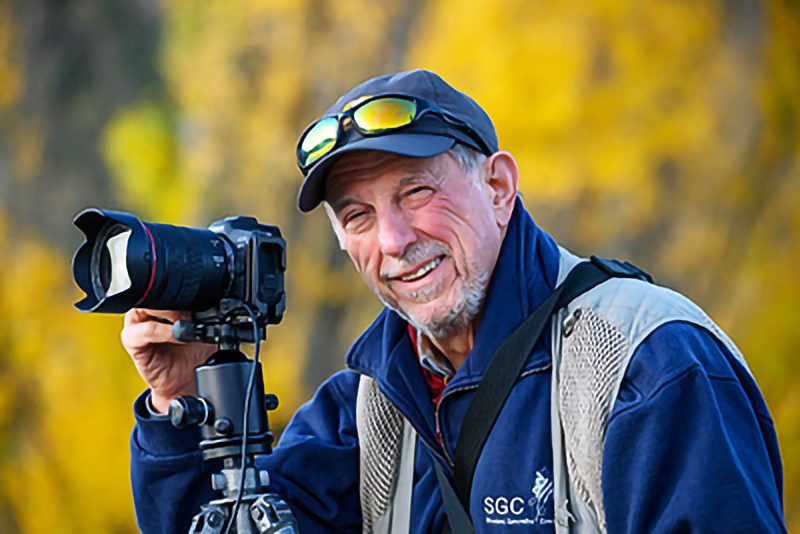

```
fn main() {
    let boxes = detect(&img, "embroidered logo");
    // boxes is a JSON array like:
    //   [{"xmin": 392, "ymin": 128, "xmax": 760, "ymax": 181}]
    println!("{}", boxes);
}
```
[
  {"xmin": 529, "ymin": 469, "xmax": 554, "ymax": 524},
  {"xmin": 481, "ymin": 468, "xmax": 554, "ymax": 526}
]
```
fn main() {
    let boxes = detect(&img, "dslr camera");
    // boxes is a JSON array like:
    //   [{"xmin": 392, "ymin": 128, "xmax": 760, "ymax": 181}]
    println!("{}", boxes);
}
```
[{"xmin": 72, "ymin": 208, "xmax": 286, "ymax": 343}]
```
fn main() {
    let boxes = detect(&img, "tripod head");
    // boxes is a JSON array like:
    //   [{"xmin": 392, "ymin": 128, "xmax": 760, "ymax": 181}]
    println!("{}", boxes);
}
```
[
  {"xmin": 168, "ymin": 332, "xmax": 298, "ymax": 533},
  {"xmin": 170, "ymin": 350, "xmax": 275, "ymax": 461}
]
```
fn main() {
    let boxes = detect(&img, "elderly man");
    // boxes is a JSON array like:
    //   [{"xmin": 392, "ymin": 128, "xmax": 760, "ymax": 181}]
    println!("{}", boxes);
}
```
[{"xmin": 128, "ymin": 70, "xmax": 786, "ymax": 533}]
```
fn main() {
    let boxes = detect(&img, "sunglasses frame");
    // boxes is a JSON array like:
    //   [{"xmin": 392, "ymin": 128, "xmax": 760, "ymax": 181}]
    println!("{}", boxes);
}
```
[{"xmin": 296, "ymin": 93, "xmax": 492, "ymax": 171}]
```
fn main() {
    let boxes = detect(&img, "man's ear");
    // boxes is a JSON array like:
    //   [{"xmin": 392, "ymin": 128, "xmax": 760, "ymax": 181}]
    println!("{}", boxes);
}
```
[{"xmin": 483, "ymin": 151, "xmax": 519, "ymax": 228}]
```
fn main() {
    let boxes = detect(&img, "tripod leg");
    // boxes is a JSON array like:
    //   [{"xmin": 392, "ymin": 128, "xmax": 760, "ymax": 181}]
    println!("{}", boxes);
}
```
[
  {"xmin": 250, "ymin": 495, "xmax": 298, "ymax": 533},
  {"xmin": 190, "ymin": 504, "xmax": 228, "ymax": 533}
]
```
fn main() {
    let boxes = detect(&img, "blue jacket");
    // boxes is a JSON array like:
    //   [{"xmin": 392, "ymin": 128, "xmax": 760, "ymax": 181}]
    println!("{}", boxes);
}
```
[{"xmin": 131, "ymin": 201, "xmax": 786, "ymax": 533}]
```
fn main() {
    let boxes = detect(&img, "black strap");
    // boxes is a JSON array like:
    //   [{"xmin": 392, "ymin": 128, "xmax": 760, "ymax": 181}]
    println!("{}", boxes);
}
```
[
  {"xmin": 438, "ymin": 256, "xmax": 650, "ymax": 528},
  {"xmin": 434, "ymin": 460, "xmax": 476, "ymax": 534}
]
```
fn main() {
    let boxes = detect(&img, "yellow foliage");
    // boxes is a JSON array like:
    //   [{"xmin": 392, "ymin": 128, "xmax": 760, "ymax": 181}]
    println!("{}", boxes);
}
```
[
  {"xmin": 103, "ymin": 99, "xmax": 202, "ymax": 224},
  {"xmin": 0, "ymin": 228, "xmax": 141, "ymax": 532},
  {"xmin": 0, "ymin": 0, "xmax": 799, "ymax": 531}
]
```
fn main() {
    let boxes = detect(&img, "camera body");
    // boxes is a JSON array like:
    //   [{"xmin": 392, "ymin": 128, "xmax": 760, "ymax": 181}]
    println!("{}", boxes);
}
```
[
  {"xmin": 192, "ymin": 215, "xmax": 286, "ymax": 344},
  {"xmin": 72, "ymin": 208, "xmax": 286, "ymax": 343}
]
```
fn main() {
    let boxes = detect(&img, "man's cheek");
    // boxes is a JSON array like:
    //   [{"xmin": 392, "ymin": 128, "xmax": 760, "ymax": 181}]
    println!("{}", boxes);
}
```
[
  {"xmin": 348, "ymin": 246, "xmax": 375, "ymax": 278},
  {"xmin": 358, "ymin": 267, "xmax": 389, "ymax": 302}
]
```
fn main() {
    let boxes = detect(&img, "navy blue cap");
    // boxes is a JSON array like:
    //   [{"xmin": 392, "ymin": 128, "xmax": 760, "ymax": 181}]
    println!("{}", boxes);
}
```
[{"xmin": 296, "ymin": 69, "xmax": 498, "ymax": 212}]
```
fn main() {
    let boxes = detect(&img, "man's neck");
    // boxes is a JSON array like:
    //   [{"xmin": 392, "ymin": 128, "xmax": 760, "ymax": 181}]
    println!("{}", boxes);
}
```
[{"xmin": 427, "ymin": 324, "xmax": 477, "ymax": 372}]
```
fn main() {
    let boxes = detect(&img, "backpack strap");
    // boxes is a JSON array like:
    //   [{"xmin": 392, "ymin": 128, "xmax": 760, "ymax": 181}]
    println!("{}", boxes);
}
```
[
  {"xmin": 438, "ymin": 257, "xmax": 650, "ymax": 530},
  {"xmin": 434, "ymin": 461, "xmax": 475, "ymax": 534}
]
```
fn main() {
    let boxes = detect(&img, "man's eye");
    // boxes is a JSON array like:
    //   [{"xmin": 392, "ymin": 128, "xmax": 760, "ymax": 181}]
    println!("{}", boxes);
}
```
[
  {"xmin": 406, "ymin": 186, "xmax": 433, "ymax": 198},
  {"xmin": 344, "ymin": 212, "xmax": 362, "ymax": 222},
  {"xmin": 343, "ymin": 211, "xmax": 366, "ymax": 228}
]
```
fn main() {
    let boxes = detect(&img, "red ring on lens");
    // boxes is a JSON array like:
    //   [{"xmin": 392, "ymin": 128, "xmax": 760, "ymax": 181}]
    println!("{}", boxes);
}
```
[{"xmin": 134, "ymin": 223, "xmax": 157, "ymax": 307}]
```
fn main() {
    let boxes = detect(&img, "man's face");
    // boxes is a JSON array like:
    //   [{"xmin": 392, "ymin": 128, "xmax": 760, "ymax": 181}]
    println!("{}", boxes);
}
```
[{"xmin": 325, "ymin": 150, "xmax": 505, "ymax": 338}]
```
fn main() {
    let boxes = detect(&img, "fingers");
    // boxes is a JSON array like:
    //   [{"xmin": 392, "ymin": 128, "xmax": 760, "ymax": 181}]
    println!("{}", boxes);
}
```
[
  {"xmin": 121, "ymin": 315, "xmax": 184, "ymax": 351},
  {"xmin": 124, "ymin": 308, "xmax": 189, "ymax": 328}
]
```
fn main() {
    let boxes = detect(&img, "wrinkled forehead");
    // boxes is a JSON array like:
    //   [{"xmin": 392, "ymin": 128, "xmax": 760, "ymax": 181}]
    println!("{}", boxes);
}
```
[{"xmin": 325, "ymin": 151, "xmax": 448, "ymax": 206}]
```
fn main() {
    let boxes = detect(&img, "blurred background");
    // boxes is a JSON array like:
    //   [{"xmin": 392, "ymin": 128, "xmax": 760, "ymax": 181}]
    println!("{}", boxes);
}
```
[{"xmin": 0, "ymin": 0, "xmax": 797, "ymax": 531}]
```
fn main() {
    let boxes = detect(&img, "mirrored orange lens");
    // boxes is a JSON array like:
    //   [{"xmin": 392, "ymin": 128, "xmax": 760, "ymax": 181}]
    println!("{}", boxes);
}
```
[
  {"xmin": 353, "ymin": 98, "xmax": 416, "ymax": 133},
  {"xmin": 300, "ymin": 117, "xmax": 338, "ymax": 167}
]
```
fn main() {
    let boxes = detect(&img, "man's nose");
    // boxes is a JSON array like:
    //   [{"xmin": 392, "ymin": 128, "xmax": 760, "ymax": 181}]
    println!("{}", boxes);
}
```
[{"xmin": 377, "ymin": 207, "xmax": 415, "ymax": 258}]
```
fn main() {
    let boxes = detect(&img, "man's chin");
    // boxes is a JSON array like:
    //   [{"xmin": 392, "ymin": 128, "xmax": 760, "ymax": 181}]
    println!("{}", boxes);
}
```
[
  {"xmin": 380, "ymin": 293, "xmax": 471, "ymax": 335},
  {"xmin": 398, "ymin": 298, "xmax": 445, "ymax": 322},
  {"xmin": 403, "ymin": 303, "xmax": 469, "ymax": 336}
]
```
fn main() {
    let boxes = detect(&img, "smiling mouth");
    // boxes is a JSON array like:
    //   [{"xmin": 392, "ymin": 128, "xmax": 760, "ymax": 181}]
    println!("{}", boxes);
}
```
[{"xmin": 391, "ymin": 256, "xmax": 445, "ymax": 283}]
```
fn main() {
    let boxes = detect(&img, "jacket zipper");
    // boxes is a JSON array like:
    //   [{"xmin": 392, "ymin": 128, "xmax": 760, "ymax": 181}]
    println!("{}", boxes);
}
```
[
  {"xmin": 435, "ymin": 383, "xmax": 479, "ymax": 466},
  {"xmin": 435, "ymin": 363, "xmax": 553, "ymax": 467}
]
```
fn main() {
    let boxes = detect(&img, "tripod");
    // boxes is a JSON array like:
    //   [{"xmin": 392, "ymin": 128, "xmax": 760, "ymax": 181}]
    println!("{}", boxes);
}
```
[{"xmin": 169, "ymin": 347, "xmax": 299, "ymax": 534}]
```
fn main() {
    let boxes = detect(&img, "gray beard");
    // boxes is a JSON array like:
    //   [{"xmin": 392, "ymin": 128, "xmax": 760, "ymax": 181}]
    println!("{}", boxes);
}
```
[
  {"xmin": 380, "ymin": 263, "xmax": 489, "ymax": 341},
  {"xmin": 378, "ymin": 240, "xmax": 490, "ymax": 341}
]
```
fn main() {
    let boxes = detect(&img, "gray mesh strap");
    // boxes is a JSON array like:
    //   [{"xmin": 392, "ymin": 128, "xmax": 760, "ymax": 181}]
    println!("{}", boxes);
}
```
[
  {"xmin": 559, "ymin": 307, "xmax": 627, "ymax": 531},
  {"xmin": 356, "ymin": 375, "xmax": 408, "ymax": 533}
]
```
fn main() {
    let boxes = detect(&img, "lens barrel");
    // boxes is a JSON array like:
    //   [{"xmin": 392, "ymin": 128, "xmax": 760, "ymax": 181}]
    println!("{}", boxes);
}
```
[{"xmin": 72, "ymin": 208, "xmax": 232, "ymax": 313}]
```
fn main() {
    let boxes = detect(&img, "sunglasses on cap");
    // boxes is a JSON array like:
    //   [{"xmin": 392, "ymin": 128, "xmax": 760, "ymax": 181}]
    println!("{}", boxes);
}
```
[{"xmin": 296, "ymin": 94, "xmax": 492, "ymax": 171}]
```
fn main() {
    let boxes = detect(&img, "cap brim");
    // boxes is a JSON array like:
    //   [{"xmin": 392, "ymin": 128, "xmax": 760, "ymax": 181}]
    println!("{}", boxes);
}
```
[{"xmin": 297, "ymin": 133, "xmax": 456, "ymax": 212}]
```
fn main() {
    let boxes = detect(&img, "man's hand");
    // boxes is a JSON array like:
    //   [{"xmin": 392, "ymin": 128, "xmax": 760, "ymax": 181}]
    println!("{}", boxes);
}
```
[{"xmin": 122, "ymin": 309, "xmax": 215, "ymax": 414}]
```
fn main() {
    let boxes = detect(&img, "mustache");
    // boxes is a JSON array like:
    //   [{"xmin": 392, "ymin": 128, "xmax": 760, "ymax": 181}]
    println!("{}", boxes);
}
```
[{"xmin": 380, "ymin": 241, "xmax": 450, "ymax": 280}]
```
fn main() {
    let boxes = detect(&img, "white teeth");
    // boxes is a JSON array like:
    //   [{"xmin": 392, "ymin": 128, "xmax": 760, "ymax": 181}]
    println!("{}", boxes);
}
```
[{"xmin": 398, "ymin": 256, "xmax": 443, "ymax": 282}]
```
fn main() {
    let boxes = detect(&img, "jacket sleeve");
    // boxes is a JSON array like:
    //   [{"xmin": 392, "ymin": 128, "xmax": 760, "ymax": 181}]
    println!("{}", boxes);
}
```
[
  {"xmin": 131, "ymin": 369, "xmax": 362, "ymax": 533},
  {"xmin": 601, "ymin": 321, "xmax": 786, "ymax": 533},
  {"xmin": 130, "ymin": 390, "xmax": 212, "ymax": 534}
]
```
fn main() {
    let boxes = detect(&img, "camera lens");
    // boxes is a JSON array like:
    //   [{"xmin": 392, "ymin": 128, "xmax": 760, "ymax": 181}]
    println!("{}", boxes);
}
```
[
  {"xmin": 90, "ymin": 223, "xmax": 132, "ymax": 299},
  {"xmin": 72, "ymin": 209, "xmax": 233, "ymax": 313}
]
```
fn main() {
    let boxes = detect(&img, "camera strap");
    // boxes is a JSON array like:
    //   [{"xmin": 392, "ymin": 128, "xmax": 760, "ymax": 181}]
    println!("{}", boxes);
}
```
[{"xmin": 436, "ymin": 257, "xmax": 652, "ymax": 533}]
